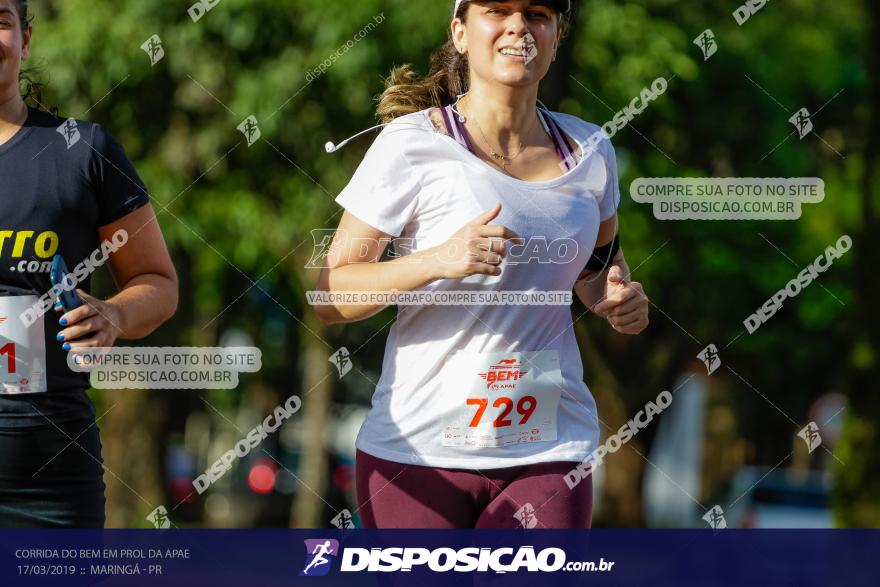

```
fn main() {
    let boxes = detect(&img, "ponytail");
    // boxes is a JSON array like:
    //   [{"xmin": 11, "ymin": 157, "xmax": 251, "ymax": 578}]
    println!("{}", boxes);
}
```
[{"xmin": 376, "ymin": 3, "xmax": 471, "ymax": 124}]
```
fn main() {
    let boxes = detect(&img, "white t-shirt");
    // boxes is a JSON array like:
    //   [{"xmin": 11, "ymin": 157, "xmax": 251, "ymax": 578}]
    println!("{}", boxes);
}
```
[{"xmin": 334, "ymin": 107, "xmax": 620, "ymax": 469}]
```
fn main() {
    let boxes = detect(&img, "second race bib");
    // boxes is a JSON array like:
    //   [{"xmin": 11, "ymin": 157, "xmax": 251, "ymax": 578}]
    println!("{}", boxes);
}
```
[
  {"xmin": 0, "ymin": 295, "xmax": 48, "ymax": 394},
  {"xmin": 441, "ymin": 349, "xmax": 562, "ymax": 448}
]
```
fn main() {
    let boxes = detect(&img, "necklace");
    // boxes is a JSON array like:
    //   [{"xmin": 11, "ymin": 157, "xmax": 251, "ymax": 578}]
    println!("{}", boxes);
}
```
[{"xmin": 459, "ymin": 98, "xmax": 530, "ymax": 171}]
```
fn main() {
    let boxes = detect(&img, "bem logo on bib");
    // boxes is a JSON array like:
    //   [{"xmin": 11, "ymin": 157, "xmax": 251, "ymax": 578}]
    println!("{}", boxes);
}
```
[{"xmin": 479, "ymin": 358, "xmax": 528, "ymax": 390}]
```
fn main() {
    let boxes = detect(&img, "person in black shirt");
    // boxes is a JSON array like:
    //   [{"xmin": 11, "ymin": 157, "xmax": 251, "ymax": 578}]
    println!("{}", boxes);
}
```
[{"xmin": 0, "ymin": 0, "xmax": 178, "ymax": 527}]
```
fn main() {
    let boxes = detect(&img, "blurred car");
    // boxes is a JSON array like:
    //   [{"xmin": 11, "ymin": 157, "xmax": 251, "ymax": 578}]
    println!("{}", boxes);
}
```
[{"xmin": 720, "ymin": 466, "xmax": 833, "ymax": 528}]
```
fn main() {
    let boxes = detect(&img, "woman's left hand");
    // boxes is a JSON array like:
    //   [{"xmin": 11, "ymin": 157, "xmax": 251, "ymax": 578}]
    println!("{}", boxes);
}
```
[
  {"xmin": 55, "ymin": 290, "xmax": 124, "ymax": 350},
  {"xmin": 592, "ymin": 266, "xmax": 650, "ymax": 335}
]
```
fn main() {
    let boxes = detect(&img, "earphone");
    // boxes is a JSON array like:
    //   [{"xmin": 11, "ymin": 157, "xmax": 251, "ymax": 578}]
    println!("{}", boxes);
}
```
[{"xmin": 451, "ymin": 93, "xmax": 468, "ymax": 123}]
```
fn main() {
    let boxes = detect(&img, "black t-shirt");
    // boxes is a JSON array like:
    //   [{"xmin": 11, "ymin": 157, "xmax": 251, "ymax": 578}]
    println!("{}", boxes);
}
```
[{"xmin": 0, "ymin": 108, "xmax": 150, "ymax": 427}]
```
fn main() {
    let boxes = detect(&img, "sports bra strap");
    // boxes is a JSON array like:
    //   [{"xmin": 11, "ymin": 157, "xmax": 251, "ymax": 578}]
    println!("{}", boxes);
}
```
[
  {"xmin": 441, "ymin": 104, "xmax": 578, "ymax": 171},
  {"xmin": 442, "ymin": 105, "xmax": 472, "ymax": 151},
  {"xmin": 538, "ymin": 108, "xmax": 578, "ymax": 171}
]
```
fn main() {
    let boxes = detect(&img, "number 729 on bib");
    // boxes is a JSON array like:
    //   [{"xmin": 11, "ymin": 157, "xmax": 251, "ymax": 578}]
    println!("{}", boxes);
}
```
[{"xmin": 441, "ymin": 350, "xmax": 562, "ymax": 448}]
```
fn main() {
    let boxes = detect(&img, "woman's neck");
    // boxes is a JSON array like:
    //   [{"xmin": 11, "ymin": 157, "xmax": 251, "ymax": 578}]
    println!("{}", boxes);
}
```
[
  {"xmin": 0, "ymin": 92, "xmax": 28, "ymax": 141},
  {"xmin": 459, "ymin": 81, "xmax": 542, "ymax": 152}
]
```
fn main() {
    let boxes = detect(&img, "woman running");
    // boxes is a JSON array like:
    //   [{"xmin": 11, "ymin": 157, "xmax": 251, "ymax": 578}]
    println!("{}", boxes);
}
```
[
  {"xmin": 317, "ymin": 0, "xmax": 649, "ymax": 528},
  {"xmin": 0, "ymin": 0, "xmax": 177, "ymax": 527}
]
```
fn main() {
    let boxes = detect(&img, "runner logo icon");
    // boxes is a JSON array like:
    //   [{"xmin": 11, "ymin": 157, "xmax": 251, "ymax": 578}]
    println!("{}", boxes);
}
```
[{"xmin": 300, "ymin": 539, "xmax": 339, "ymax": 577}]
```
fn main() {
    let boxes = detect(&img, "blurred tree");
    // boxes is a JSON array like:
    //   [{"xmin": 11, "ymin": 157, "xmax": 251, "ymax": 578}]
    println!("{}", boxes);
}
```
[{"xmin": 834, "ymin": 0, "xmax": 880, "ymax": 528}]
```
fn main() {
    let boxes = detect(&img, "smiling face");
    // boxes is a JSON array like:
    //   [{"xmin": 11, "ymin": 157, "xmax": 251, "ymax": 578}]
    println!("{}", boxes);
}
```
[
  {"xmin": 0, "ymin": 0, "xmax": 31, "ymax": 98},
  {"xmin": 452, "ymin": 0, "xmax": 561, "ymax": 89}
]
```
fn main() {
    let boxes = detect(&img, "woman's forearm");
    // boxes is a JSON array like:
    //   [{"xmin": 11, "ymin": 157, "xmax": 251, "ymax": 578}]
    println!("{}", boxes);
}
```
[
  {"xmin": 104, "ymin": 274, "xmax": 179, "ymax": 339},
  {"xmin": 574, "ymin": 249, "xmax": 629, "ymax": 312},
  {"xmin": 319, "ymin": 247, "xmax": 443, "ymax": 324}
]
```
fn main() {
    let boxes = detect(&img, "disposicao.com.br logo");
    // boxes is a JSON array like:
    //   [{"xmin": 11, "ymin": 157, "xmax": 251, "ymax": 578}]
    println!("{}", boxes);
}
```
[{"xmin": 298, "ymin": 540, "xmax": 612, "ymax": 575}]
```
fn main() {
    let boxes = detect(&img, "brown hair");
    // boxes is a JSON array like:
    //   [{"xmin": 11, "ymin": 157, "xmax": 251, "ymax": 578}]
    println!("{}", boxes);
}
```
[
  {"xmin": 13, "ymin": 0, "xmax": 45, "ymax": 108},
  {"xmin": 376, "ymin": 1, "xmax": 571, "ymax": 123}
]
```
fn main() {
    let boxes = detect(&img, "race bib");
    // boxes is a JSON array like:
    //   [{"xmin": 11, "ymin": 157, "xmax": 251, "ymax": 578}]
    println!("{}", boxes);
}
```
[
  {"xmin": 0, "ymin": 296, "xmax": 48, "ymax": 394},
  {"xmin": 441, "ymin": 350, "xmax": 562, "ymax": 448}
]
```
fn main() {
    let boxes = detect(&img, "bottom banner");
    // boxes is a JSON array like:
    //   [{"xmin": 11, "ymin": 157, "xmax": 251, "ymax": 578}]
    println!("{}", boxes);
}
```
[{"xmin": 0, "ymin": 529, "xmax": 876, "ymax": 586}]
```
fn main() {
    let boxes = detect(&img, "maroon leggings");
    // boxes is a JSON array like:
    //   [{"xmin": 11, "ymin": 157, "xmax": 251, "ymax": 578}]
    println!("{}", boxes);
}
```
[{"xmin": 355, "ymin": 449, "xmax": 592, "ymax": 529}]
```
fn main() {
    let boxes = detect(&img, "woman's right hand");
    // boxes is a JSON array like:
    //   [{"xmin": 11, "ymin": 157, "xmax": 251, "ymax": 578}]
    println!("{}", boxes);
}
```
[{"xmin": 430, "ymin": 203, "xmax": 523, "ymax": 280}]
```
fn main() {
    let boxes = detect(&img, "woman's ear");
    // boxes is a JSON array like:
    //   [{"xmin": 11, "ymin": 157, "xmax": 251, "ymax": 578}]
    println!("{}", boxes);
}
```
[
  {"xmin": 451, "ymin": 19, "xmax": 467, "ymax": 55},
  {"xmin": 21, "ymin": 24, "xmax": 32, "ymax": 60}
]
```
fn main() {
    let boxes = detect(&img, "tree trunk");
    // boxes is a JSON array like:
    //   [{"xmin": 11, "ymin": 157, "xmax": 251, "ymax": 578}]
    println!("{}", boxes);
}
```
[
  {"xmin": 289, "ymin": 309, "xmax": 333, "ymax": 528},
  {"xmin": 575, "ymin": 320, "xmax": 645, "ymax": 526}
]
